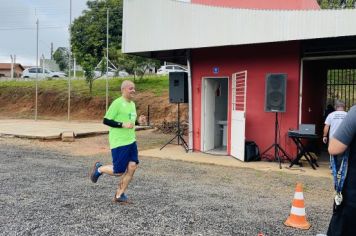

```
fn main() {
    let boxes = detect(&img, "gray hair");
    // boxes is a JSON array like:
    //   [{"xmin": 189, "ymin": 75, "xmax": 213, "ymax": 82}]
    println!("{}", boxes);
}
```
[
  {"xmin": 121, "ymin": 80, "xmax": 134, "ymax": 91},
  {"xmin": 335, "ymin": 100, "xmax": 345, "ymax": 108}
]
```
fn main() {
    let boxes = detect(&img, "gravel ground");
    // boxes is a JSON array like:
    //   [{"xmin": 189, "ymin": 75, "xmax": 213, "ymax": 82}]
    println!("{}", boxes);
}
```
[{"xmin": 0, "ymin": 131, "xmax": 334, "ymax": 236}]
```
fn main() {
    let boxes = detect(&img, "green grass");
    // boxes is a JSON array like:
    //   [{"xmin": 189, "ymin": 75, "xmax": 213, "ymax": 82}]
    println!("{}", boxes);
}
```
[
  {"xmin": 0, "ymin": 75, "xmax": 169, "ymax": 98},
  {"xmin": 74, "ymin": 71, "xmax": 84, "ymax": 77}
]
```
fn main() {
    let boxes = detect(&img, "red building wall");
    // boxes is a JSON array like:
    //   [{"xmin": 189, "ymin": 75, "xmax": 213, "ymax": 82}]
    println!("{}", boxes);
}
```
[
  {"xmin": 191, "ymin": 41, "xmax": 301, "ymax": 156},
  {"xmin": 191, "ymin": 0, "xmax": 320, "ymax": 10}
]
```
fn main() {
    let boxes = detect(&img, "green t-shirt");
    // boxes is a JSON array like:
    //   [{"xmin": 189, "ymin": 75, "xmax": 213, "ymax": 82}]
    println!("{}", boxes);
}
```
[{"xmin": 104, "ymin": 96, "xmax": 137, "ymax": 149}]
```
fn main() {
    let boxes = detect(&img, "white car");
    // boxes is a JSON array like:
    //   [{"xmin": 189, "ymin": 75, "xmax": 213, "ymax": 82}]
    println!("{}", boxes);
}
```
[
  {"xmin": 157, "ymin": 65, "xmax": 187, "ymax": 75},
  {"xmin": 21, "ymin": 67, "xmax": 67, "ymax": 79},
  {"xmin": 118, "ymin": 70, "xmax": 129, "ymax": 77},
  {"xmin": 94, "ymin": 69, "xmax": 129, "ymax": 78},
  {"xmin": 94, "ymin": 69, "xmax": 115, "ymax": 77}
]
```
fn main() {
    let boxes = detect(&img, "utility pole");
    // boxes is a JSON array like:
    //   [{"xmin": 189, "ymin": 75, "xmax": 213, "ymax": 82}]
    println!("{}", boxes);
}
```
[
  {"xmin": 50, "ymin": 42, "xmax": 53, "ymax": 60},
  {"xmin": 73, "ymin": 56, "xmax": 76, "ymax": 79},
  {"xmin": 13, "ymin": 55, "xmax": 16, "ymax": 78},
  {"xmin": 10, "ymin": 55, "xmax": 14, "ymax": 79},
  {"xmin": 106, "ymin": 8, "xmax": 109, "ymax": 111},
  {"xmin": 67, "ymin": 0, "xmax": 72, "ymax": 121},
  {"xmin": 41, "ymin": 54, "xmax": 45, "ymax": 77},
  {"xmin": 35, "ymin": 18, "xmax": 39, "ymax": 121}
]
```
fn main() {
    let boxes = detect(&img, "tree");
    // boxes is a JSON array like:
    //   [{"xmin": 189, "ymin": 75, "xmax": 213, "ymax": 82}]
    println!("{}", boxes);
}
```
[
  {"xmin": 71, "ymin": 0, "xmax": 123, "ymax": 93},
  {"xmin": 72, "ymin": 0, "xmax": 122, "ymax": 61},
  {"xmin": 53, "ymin": 47, "xmax": 69, "ymax": 71},
  {"xmin": 71, "ymin": 0, "xmax": 160, "ymax": 92},
  {"xmin": 115, "ymin": 50, "xmax": 160, "ymax": 81},
  {"xmin": 317, "ymin": 0, "xmax": 356, "ymax": 8},
  {"xmin": 82, "ymin": 55, "xmax": 96, "ymax": 94}
]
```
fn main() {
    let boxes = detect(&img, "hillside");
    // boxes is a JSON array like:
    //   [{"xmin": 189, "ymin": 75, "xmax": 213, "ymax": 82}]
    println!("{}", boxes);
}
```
[{"xmin": 0, "ymin": 77, "xmax": 188, "ymax": 124}]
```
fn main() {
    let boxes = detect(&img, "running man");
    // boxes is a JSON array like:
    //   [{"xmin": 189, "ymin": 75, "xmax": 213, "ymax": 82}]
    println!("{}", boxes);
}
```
[{"xmin": 90, "ymin": 80, "xmax": 146, "ymax": 203}]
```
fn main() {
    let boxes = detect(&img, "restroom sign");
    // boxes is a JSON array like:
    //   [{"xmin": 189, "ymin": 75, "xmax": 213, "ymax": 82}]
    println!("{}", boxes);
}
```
[{"xmin": 213, "ymin": 67, "xmax": 219, "ymax": 74}]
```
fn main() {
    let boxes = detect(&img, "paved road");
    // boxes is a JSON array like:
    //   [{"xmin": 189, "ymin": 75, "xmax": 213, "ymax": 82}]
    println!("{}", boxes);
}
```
[{"xmin": 0, "ymin": 141, "xmax": 334, "ymax": 236}]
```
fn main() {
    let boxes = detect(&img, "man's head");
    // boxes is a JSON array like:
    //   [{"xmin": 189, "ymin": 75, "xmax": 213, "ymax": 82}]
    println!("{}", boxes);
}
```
[
  {"xmin": 121, "ymin": 80, "xmax": 135, "ymax": 101},
  {"xmin": 335, "ymin": 100, "xmax": 345, "ymax": 111}
]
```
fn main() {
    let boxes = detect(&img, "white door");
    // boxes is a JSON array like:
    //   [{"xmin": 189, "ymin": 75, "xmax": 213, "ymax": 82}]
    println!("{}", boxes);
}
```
[
  {"xmin": 231, "ymin": 71, "xmax": 247, "ymax": 161},
  {"xmin": 202, "ymin": 79, "xmax": 215, "ymax": 151}
]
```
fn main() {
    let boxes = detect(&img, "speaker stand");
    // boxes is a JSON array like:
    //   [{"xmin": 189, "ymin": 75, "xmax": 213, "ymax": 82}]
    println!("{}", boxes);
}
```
[
  {"xmin": 261, "ymin": 112, "xmax": 291, "ymax": 169},
  {"xmin": 160, "ymin": 103, "xmax": 189, "ymax": 152}
]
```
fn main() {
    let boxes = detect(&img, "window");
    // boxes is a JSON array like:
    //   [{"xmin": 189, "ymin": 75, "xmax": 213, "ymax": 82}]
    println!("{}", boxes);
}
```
[{"xmin": 174, "ymin": 66, "xmax": 185, "ymax": 71}]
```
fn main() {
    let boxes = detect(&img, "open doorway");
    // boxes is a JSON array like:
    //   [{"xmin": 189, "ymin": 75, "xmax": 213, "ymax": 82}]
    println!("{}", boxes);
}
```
[
  {"xmin": 201, "ymin": 77, "xmax": 229, "ymax": 155},
  {"xmin": 301, "ymin": 57, "xmax": 356, "ymax": 158},
  {"xmin": 301, "ymin": 58, "xmax": 356, "ymax": 133}
]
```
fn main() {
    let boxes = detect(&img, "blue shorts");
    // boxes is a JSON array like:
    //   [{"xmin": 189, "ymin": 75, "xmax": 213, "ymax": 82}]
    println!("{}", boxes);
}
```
[{"xmin": 111, "ymin": 142, "xmax": 139, "ymax": 174}]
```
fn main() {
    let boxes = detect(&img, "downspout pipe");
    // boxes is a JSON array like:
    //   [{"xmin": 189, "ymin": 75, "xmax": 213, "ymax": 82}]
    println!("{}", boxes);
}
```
[{"xmin": 187, "ymin": 50, "xmax": 193, "ymax": 152}]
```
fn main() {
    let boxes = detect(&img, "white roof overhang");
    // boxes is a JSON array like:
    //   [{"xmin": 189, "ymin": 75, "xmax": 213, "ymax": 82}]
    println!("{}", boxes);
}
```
[{"xmin": 122, "ymin": 0, "xmax": 356, "ymax": 57}]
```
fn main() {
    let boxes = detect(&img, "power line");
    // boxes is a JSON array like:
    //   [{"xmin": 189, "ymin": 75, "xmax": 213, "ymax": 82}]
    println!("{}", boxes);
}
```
[{"xmin": 0, "ymin": 26, "xmax": 67, "ymax": 31}]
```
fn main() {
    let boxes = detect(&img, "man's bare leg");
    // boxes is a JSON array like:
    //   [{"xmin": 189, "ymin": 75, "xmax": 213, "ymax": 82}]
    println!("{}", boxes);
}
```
[
  {"xmin": 98, "ymin": 165, "xmax": 122, "ymax": 177},
  {"xmin": 115, "ymin": 161, "xmax": 137, "ymax": 199}
]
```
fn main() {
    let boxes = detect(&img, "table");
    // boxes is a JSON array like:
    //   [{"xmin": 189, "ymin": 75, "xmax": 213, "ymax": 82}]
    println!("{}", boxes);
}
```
[{"xmin": 288, "ymin": 131, "xmax": 319, "ymax": 170}]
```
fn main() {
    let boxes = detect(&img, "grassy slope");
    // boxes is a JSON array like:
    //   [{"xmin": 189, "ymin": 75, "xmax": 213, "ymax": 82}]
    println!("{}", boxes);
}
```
[
  {"xmin": 0, "ymin": 75, "xmax": 190, "ymax": 123},
  {"xmin": 0, "ymin": 75, "xmax": 169, "ymax": 98}
]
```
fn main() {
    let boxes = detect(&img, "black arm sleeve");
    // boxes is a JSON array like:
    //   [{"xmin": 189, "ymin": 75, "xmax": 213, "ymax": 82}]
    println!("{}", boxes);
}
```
[
  {"xmin": 103, "ymin": 118, "xmax": 123, "ymax": 128},
  {"xmin": 135, "ymin": 120, "xmax": 139, "ymax": 126}
]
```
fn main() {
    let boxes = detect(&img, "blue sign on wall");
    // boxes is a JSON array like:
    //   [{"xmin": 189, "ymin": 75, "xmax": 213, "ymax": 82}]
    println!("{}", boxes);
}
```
[{"xmin": 213, "ymin": 67, "xmax": 219, "ymax": 74}]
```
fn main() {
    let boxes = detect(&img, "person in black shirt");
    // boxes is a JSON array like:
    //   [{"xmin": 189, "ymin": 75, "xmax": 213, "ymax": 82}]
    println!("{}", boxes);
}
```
[{"xmin": 327, "ymin": 105, "xmax": 356, "ymax": 236}]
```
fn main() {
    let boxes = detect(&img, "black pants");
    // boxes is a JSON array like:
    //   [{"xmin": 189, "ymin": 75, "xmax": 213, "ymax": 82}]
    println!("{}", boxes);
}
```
[{"xmin": 327, "ymin": 203, "xmax": 356, "ymax": 236}]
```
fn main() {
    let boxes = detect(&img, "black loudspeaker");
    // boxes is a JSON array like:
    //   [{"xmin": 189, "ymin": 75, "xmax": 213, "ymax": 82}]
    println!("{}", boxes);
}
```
[
  {"xmin": 265, "ymin": 73, "xmax": 287, "ymax": 112},
  {"xmin": 169, "ymin": 72, "xmax": 188, "ymax": 103}
]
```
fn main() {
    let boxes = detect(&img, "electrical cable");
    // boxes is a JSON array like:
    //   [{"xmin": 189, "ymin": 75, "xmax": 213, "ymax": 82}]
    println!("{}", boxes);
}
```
[{"xmin": 0, "ymin": 26, "xmax": 67, "ymax": 31}]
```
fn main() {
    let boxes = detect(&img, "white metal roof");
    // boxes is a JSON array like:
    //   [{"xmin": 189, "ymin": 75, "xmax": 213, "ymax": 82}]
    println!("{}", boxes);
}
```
[{"xmin": 122, "ymin": 0, "xmax": 356, "ymax": 54}]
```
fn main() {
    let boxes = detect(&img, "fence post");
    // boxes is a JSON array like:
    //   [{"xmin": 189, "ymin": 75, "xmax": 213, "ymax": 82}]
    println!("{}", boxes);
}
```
[{"xmin": 147, "ymin": 105, "xmax": 150, "ymax": 126}]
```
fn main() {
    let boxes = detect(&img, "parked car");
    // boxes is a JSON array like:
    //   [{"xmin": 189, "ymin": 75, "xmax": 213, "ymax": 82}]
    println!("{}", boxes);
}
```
[
  {"xmin": 21, "ymin": 67, "xmax": 67, "ymax": 79},
  {"xmin": 94, "ymin": 68, "xmax": 129, "ymax": 78},
  {"xmin": 118, "ymin": 70, "xmax": 129, "ymax": 77},
  {"xmin": 157, "ymin": 65, "xmax": 187, "ymax": 75},
  {"xmin": 94, "ymin": 69, "xmax": 115, "ymax": 77}
]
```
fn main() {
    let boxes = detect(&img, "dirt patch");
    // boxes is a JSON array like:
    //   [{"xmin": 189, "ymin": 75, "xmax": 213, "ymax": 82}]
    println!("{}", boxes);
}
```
[
  {"xmin": 0, "ymin": 89, "xmax": 188, "ymax": 124},
  {"xmin": 0, "ymin": 129, "xmax": 176, "ymax": 156}
]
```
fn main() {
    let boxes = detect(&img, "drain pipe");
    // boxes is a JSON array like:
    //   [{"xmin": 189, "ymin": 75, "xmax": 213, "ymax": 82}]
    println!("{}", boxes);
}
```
[{"xmin": 187, "ymin": 50, "xmax": 193, "ymax": 152}]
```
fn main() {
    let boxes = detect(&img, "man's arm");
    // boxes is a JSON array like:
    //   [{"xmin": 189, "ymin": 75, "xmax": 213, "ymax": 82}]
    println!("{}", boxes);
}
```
[
  {"xmin": 323, "ymin": 124, "xmax": 330, "ymax": 144},
  {"xmin": 103, "ymin": 100, "xmax": 122, "ymax": 128},
  {"xmin": 103, "ymin": 118, "xmax": 123, "ymax": 128},
  {"xmin": 328, "ymin": 138, "xmax": 348, "ymax": 155},
  {"xmin": 103, "ymin": 118, "xmax": 133, "ymax": 129}
]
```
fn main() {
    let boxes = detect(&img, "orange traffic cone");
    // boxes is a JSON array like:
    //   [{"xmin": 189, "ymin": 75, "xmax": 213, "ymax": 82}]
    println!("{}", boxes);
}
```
[{"xmin": 284, "ymin": 183, "xmax": 311, "ymax": 230}]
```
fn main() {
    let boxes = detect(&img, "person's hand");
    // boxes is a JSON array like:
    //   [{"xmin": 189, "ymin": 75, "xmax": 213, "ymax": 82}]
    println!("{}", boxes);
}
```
[
  {"xmin": 123, "ymin": 122, "xmax": 134, "ymax": 129},
  {"xmin": 323, "ymin": 137, "xmax": 328, "ymax": 144},
  {"xmin": 138, "ymin": 115, "xmax": 146, "ymax": 125}
]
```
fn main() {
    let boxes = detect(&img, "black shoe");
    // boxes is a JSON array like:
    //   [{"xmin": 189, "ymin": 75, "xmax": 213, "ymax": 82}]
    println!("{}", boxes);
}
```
[{"xmin": 90, "ymin": 161, "xmax": 102, "ymax": 183}]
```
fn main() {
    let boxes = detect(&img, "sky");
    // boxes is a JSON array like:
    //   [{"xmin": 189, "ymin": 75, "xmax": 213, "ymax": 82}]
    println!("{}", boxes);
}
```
[{"xmin": 0, "ymin": 0, "xmax": 88, "ymax": 66}]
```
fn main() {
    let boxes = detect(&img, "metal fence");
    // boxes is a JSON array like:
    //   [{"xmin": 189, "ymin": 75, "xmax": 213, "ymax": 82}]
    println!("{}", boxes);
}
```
[{"xmin": 326, "ymin": 69, "xmax": 356, "ymax": 110}]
